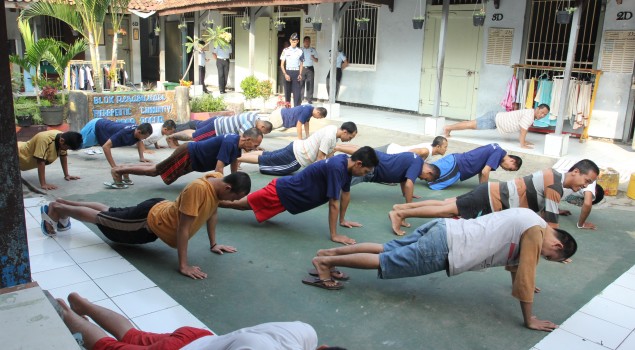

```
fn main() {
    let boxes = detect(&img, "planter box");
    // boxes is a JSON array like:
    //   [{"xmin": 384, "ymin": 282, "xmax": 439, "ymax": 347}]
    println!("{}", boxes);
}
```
[
  {"xmin": 16, "ymin": 115, "xmax": 34, "ymax": 127},
  {"xmin": 412, "ymin": 19, "xmax": 424, "ymax": 29},
  {"xmin": 190, "ymin": 110, "xmax": 234, "ymax": 121},
  {"xmin": 473, "ymin": 15, "xmax": 485, "ymax": 26},
  {"xmin": 556, "ymin": 11, "xmax": 572, "ymax": 24},
  {"xmin": 275, "ymin": 24, "xmax": 285, "ymax": 31},
  {"xmin": 313, "ymin": 22, "xmax": 322, "ymax": 31},
  {"xmin": 40, "ymin": 106, "xmax": 64, "ymax": 126}
]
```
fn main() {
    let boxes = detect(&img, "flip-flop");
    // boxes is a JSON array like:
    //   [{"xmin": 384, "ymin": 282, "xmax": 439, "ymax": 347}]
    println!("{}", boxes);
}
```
[
  {"xmin": 93, "ymin": 149, "xmax": 103, "ymax": 154},
  {"xmin": 103, "ymin": 182, "xmax": 129, "ymax": 189},
  {"xmin": 84, "ymin": 149, "xmax": 96, "ymax": 155},
  {"xmin": 57, "ymin": 217, "xmax": 71, "ymax": 231},
  {"xmin": 302, "ymin": 277, "xmax": 343, "ymax": 290},
  {"xmin": 40, "ymin": 205, "xmax": 57, "ymax": 237},
  {"xmin": 121, "ymin": 179, "xmax": 134, "ymax": 185},
  {"xmin": 307, "ymin": 268, "xmax": 350, "ymax": 281}
]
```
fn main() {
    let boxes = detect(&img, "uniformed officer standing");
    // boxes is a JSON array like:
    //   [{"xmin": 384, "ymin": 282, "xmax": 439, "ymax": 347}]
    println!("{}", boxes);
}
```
[
  {"xmin": 326, "ymin": 42, "xmax": 348, "ymax": 101},
  {"xmin": 213, "ymin": 41, "xmax": 232, "ymax": 94},
  {"xmin": 280, "ymin": 32, "xmax": 304, "ymax": 107},
  {"xmin": 301, "ymin": 36, "xmax": 318, "ymax": 104}
]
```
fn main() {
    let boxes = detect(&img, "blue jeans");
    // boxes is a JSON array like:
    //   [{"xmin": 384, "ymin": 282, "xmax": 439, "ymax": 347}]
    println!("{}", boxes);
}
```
[
  {"xmin": 475, "ymin": 111, "xmax": 498, "ymax": 130},
  {"xmin": 379, "ymin": 220, "xmax": 448, "ymax": 279}
]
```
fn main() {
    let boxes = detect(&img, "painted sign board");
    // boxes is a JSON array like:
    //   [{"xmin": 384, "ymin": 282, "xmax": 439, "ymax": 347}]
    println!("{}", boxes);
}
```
[{"xmin": 88, "ymin": 91, "xmax": 177, "ymax": 124}]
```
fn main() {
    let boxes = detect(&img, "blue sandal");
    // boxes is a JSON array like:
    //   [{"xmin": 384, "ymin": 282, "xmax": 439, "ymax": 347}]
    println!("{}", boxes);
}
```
[{"xmin": 40, "ymin": 205, "xmax": 57, "ymax": 237}]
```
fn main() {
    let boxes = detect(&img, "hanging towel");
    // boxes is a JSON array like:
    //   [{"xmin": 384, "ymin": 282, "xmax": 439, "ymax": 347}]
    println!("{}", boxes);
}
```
[
  {"xmin": 549, "ymin": 77, "xmax": 564, "ymax": 120},
  {"xmin": 525, "ymin": 78, "xmax": 535, "ymax": 109},
  {"xmin": 85, "ymin": 66, "xmax": 94, "ymax": 89},
  {"xmin": 500, "ymin": 75, "xmax": 517, "ymax": 111},
  {"xmin": 535, "ymin": 79, "xmax": 553, "ymax": 108},
  {"xmin": 79, "ymin": 67, "xmax": 85, "ymax": 89}
]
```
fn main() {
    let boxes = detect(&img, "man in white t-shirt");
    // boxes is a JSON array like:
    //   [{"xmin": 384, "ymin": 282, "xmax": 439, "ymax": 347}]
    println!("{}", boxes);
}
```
[
  {"xmin": 56, "ymin": 292, "xmax": 341, "ymax": 350},
  {"xmin": 385, "ymin": 136, "xmax": 448, "ymax": 161},
  {"xmin": 140, "ymin": 120, "xmax": 176, "ymax": 153},
  {"xmin": 556, "ymin": 161, "xmax": 604, "ymax": 230},
  {"xmin": 237, "ymin": 122, "xmax": 357, "ymax": 175},
  {"xmin": 443, "ymin": 104, "xmax": 550, "ymax": 149}
]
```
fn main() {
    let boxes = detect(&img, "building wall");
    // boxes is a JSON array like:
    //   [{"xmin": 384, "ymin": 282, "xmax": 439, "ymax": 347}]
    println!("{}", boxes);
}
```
[
  {"xmin": 312, "ymin": 2, "xmax": 425, "ymax": 111},
  {"xmin": 475, "ymin": 0, "xmax": 527, "ymax": 116},
  {"xmin": 590, "ymin": 1, "xmax": 635, "ymax": 139}
]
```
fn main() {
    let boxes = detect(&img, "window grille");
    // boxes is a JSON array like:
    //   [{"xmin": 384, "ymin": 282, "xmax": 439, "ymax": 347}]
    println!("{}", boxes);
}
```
[
  {"xmin": 222, "ymin": 14, "xmax": 238, "ymax": 60},
  {"xmin": 340, "ymin": 3, "xmax": 378, "ymax": 67},
  {"xmin": 523, "ymin": 0, "xmax": 601, "ymax": 78},
  {"xmin": 42, "ymin": 16, "xmax": 64, "ymax": 41},
  {"xmin": 431, "ymin": 0, "xmax": 482, "ymax": 4}
]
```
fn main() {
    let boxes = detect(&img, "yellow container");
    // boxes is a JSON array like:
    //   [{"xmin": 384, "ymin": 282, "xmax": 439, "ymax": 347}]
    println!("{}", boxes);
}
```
[
  {"xmin": 596, "ymin": 167, "xmax": 619, "ymax": 196},
  {"xmin": 627, "ymin": 173, "xmax": 635, "ymax": 200}
]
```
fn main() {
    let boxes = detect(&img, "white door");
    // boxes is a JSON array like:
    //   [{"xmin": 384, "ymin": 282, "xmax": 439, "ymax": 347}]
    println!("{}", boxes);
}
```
[
  {"xmin": 419, "ymin": 5, "xmax": 483, "ymax": 120},
  {"xmin": 105, "ymin": 18, "xmax": 132, "ymax": 82}
]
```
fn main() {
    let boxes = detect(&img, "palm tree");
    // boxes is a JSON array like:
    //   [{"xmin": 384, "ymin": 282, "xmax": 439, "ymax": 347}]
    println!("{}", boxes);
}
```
[
  {"xmin": 43, "ymin": 39, "xmax": 87, "ymax": 104},
  {"xmin": 108, "ymin": 0, "xmax": 130, "ymax": 88},
  {"xmin": 9, "ymin": 20, "xmax": 58, "ymax": 105},
  {"xmin": 21, "ymin": 0, "xmax": 110, "ymax": 92},
  {"xmin": 182, "ymin": 26, "xmax": 232, "ymax": 81}
]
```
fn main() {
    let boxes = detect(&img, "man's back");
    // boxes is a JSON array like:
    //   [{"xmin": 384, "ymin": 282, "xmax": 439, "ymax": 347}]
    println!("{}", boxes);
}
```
[
  {"xmin": 188, "ymin": 134, "xmax": 239, "ymax": 172},
  {"xmin": 372, "ymin": 151, "xmax": 423, "ymax": 184},
  {"xmin": 18, "ymin": 130, "xmax": 63, "ymax": 170},
  {"xmin": 455, "ymin": 143, "xmax": 506, "ymax": 180},
  {"xmin": 293, "ymin": 125, "xmax": 337, "ymax": 167},
  {"xmin": 276, "ymin": 154, "xmax": 350, "ymax": 214},
  {"xmin": 489, "ymin": 168, "xmax": 563, "ymax": 224},
  {"xmin": 95, "ymin": 118, "xmax": 134, "ymax": 146},
  {"xmin": 214, "ymin": 112, "xmax": 259, "ymax": 135}
]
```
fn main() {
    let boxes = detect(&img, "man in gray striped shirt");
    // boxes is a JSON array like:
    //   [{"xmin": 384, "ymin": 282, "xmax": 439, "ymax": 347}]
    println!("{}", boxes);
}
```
[{"xmin": 388, "ymin": 159, "xmax": 598, "ymax": 236}]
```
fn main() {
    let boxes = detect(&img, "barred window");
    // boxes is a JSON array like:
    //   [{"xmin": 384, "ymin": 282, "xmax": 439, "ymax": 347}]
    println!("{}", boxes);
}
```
[
  {"xmin": 524, "ymin": 0, "xmax": 601, "ymax": 77},
  {"xmin": 42, "ymin": 16, "xmax": 64, "ymax": 41},
  {"xmin": 222, "ymin": 14, "xmax": 239, "ymax": 60},
  {"xmin": 340, "ymin": 3, "xmax": 378, "ymax": 67}
]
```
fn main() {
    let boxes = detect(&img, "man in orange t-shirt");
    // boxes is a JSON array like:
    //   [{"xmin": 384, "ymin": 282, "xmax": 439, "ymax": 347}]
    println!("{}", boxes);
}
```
[{"xmin": 40, "ymin": 172, "xmax": 251, "ymax": 279}]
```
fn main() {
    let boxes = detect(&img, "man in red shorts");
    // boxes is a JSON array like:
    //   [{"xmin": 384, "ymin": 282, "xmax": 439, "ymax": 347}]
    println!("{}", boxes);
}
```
[
  {"xmin": 221, "ymin": 146, "xmax": 379, "ymax": 245},
  {"xmin": 109, "ymin": 128, "xmax": 262, "ymax": 188}
]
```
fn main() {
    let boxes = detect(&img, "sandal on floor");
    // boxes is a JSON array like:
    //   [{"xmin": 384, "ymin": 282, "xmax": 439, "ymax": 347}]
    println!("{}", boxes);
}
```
[
  {"xmin": 57, "ymin": 217, "xmax": 71, "ymax": 231},
  {"xmin": 308, "ymin": 268, "xmax": 350, "ymax": 281},
  {"xmin": 103, "ymin": 182, "xmax": 129, "ymax": 189},
  {"xmin": 121, "ymin": 179, "xmax": 134, "ymax": 185},
  {"xmin": 302, "ymin": 277, "xmax": 343, "ymax": 290},
  {"xmin": 40, "ymin": 205, "xmax": 57, "ymax": 237}
]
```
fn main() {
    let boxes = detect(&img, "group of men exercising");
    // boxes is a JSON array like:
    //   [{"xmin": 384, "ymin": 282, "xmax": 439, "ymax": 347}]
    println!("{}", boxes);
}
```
[{"xmin": 19, "ymin": 103, "xmax": 602, "ymax": 348}]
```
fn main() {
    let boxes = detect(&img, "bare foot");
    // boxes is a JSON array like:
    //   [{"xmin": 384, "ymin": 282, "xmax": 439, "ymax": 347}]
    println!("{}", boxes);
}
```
[
  {"xmin": 68, "ymin": 292, "xmax": 90, "ymax": 316},
  {"xmin": 392, "ymin": 203, "xmax": 407, "ymax": 211},
  {"xmin": 443, "ymin": 127, "xmax": 452, "ymax": 137},
  {"xmin": 401, "ymin": 219, "xmax": 411, "ymax": 228},
  {"xmin": 316, "ymin": 248, "xmax": 336, "ymax": 257},
  {"xmin": 110, "ymin": 168, "xmax": 122, "ymax": 183},
  {"xmin": 312, "ymin": 257, "xmax": 334, "ymax": 281},
  {"xmin": 388, "ymin": 210, "xmax": 406, "ymax": 236},
  {"xmin": 331, "ymin": 234, "xmax": 356, "ymax": 245}
]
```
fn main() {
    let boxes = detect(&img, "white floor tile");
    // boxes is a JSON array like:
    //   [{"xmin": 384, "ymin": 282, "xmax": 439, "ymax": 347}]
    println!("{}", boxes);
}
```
[
  {"xmin": 79, "ymin": 256, "xmax": 136, "ymax": 280},
  {"xmin": 600, "ymin": 284, "xmax": 635, "ymax": 309},
  {"xmin": 94, "ymin": 270, "xmax": 156, "ymax": 297},
  {"xmin": 132, "ymin": 305, "xmax": 209, "ymax": 334},
  {"xmin": 112, "ymin": 287, "xmax": 179, "ymax": 319},
  {"xmin": 23, "ymin": 197, "xmax": 47, "ymax": 208},
  {"xmin": 580, "ymin": 296, "xmax": 635, "ymax": 329},
  {"xmin": 54, "ymin": 230, "xmax": 105, "ymax": 250},
  {"xmin": 32, "ymin": 265, "xmax": 91, "ymax": 290},
  {"xmin": 560, "ymin": 312, "xmax": 631, "ymax": 349},
  {"xmin": 27, "ymin": 237, "xmax": 63, "ymax": 256},
  {"xmin": 26, "ymin": 207, "xmax": 42, "ymax": 221},
  {"xmin": 534, "ymin": 329, "xmax": 609, "ymax": 350},
  {"xmin": 48, "ymin": 280, "xmax": 108, "ymax": 303},
  {"xmin": 66, "ymin": 243, "xmax": 119, "ymax": 264},
  {"xmin": 617, "ymin": 331, "xmax": 635, "ymax": 350},
  {"xmin": 26, "ymin": 227, "xmax": 49, "ymax": 242},
  {"xmin": 29, "ymin": 250, "xmax": 76, "ymax": 273},
  {"xmin": 91, "ymin": 299, "xmax": 135, "ymax": 338},
  {"xmin": 627, "ymin": 265, "xmax": 635, "ymax": 275},
  {"xmin": 25, "ymin": 216, "xmax": 40, "ymax": 229},
  {"xmin": 613, "ymin": 273, "xmax": 635, "ymax": 291}
]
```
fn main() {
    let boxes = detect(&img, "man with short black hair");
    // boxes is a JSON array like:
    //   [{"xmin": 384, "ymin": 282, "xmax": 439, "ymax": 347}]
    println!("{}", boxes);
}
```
[
  {"xmin": 110, "ymin": 128, "xmax": 263, "ymax": 188},
  {"xmin": 267, "ymin": 104, "xmax": 327, "ymax": 139},
  {"xmin": 18, "ymin": 130, "xmax": 83, "ymax": 190},
  {"xmin": 141, "ymin": 119, "xmax": 177, "ymax": 152},
  {"xmin": 41, "ymin": 172, "xmax": 251, "ymax": 279},
  {"xmin": 301, "ymin": 35, "xmax": 318, "ymax": 104},
  {"xmin": 238, "ymin": 122, "xmax": 356, "ymax": 176},
  {"xmin": 166, "ymin": 112, "xmax": 272, "ymax": 147},
  {"xmin": 304, "ymin": 208, "xmax": 577, "ymax": 332},
  {"xmin": 221, "ymin": 146, "xmax": 379, "ymax": 245},
  {"xmin": 79, "ymin": 118, "xmax": 153, "ymax": 172},
  {"xmin": 388, "ymin": 159, "xmax": 599, "ymax": 235},
  {"xmin": 428, "ymin": 143, "xmax": 522, "ymax": 190},
  {"xmin": 443, "ymin": 105, "xmax": 550, "ymax": 149},
  {"xmin": 386, "ymin": 136, "xmax": 448, "ymax": 161}
]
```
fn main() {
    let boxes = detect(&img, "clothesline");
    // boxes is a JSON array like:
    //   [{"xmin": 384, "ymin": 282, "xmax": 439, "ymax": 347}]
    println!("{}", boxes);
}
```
[{"xmin": 65, "ymin": 60, "xmax": 126, "ymax": 92}]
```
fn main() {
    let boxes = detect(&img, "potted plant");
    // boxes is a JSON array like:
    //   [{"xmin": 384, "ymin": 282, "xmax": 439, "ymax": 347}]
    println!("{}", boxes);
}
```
[
  {"xmin": 178, "ymin": 22, "xmax": 188, "ymax": 32},
  {"xmin": 241, "ymin": 75, "xmax": 272, "ymax": 110},
  {"xmin": 14, "ymin": 97, "xmax": 42, "ymax": 127},
  {"xmin": 190, "ymin": 94, "xmax": 229, "ymax": 120},
  {"xmin": 556, "ymin": 7, "xmax": 576, "ymax": 24},
  {"xmin": 203, "ymin": 19, "xmax": 214, "ymax": 30},
  {"xmin": 473, "ymin": 8, "xmax": 486, "ymax": 26},
  {"xmin": 274, "ymin": 20, "xmax": 285, "ymax": 32},
  {"xmin": 39, "ymin": 85, "xmax": 64, "ymax": 125},
  {"xmin": 154, "ymin": 26, "xmax": 161, "ymax": 36},
  {"xmin": 241, "ymin": 19, "xmax": 250, "ymax": 30},
  {"xmin": 312, "ymin": 17, "xmax": 323, "ymax": 31},
  {"xmin": 412, "ymin": 16, "xmax": 425, "ymax": 30},
  {"xmin": 355, "ymin": 17, "xmax": 370, "ymax": 31}
]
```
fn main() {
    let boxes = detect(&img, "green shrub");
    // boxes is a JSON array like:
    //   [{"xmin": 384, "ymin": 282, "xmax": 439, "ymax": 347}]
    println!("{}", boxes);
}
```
[
  {"xmin": 13, "ymin": 97, "xmax": 42, "ymax": 123},
  {"xmin": 240, "ymin": 75, "xmax": 260, "ymax": 100},
  {"xmin": 258, "ymin": 80, "xmax": 273, "ymax": 100},
  {"xmin": 190, "ymin": 94, "xmax": 227, "ymax": 113}
]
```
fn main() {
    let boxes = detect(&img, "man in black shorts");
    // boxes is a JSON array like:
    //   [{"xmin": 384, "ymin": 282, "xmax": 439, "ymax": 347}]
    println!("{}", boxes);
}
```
[{"xmin": 40, "ymin": 172, "xmax": 251, "ymax": 280}]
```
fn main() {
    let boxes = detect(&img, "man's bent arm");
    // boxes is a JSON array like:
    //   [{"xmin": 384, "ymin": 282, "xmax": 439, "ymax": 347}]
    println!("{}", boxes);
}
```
[
  {"xmin": 401, "ymin": 179, "xmax": 415, "ymax": 203},
  {"xmin": 230, "ymin": 159, "xmax": 238, "ymax": 174},
  {"xmin": 578, "ymin": 191, "xmax": 595, "ymax": 228},
  {"xmin": 339, "ymin": 191, "xmax": 351, "ymax": 224},
  {"xmin": 177, "ymin": 212, "xmax": 207, "ymax": 279},
  {"xmin": 136, "ymin": 141, "xmax": 149, "ymax": 162},
  {"xmin": 519, "ymin": 128, "xmax": 533, "ymax": 149},
  {"xmin": 296, "ymin": 121, "xmax": 303, "ymax": 140},
  {"xmin": 479, "ymin": 165, "xmax": 492, "ymax": 183},
  {"xmin": 102, "ymin": 140, "xmax": 117, "ymax": 168},
  {"xmin": 304, "ymin": 121, "xmax": 310, "ymax": 139},
  {"xmin": 36, "ymin": 159, "xmax": 55, "ymax": 189},
  {"xmin": 215, "ymin": 160, "xmax": 227, "ymax": 174},
  {"xmin": 206, "ymin": 210, "xmax": 218, "ymax": 248},
  {"xmin": 520, "ymin": 301, "xmax": 557, "ymax": 332},
  {"xmin": 329, "ymin": 198, "xmax": 340, "ymax": 239}
]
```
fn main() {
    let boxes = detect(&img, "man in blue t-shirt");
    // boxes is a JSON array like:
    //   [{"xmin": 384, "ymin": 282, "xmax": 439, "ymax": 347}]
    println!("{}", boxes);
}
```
[
  {"xmin": 109, "ymin": 128, "xmax": 263, "ymax": 188},
  {"xmin": 79, "ymin": 118, "xmax": 153, "ymax": 173},
  {"xmin": 220, "ymin": 147, "xmax": 379, "ymax": 245},
  {"xmin": 337, "ymin": 146, "xmax": 441, "ymax": 203},
  {"xmin": 429, "ymin": 143, "xmax": 522, "ymax": 190},
  {"xmin": 267, "ymin": 105, "xmax": 327, "ymax": 139}
]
